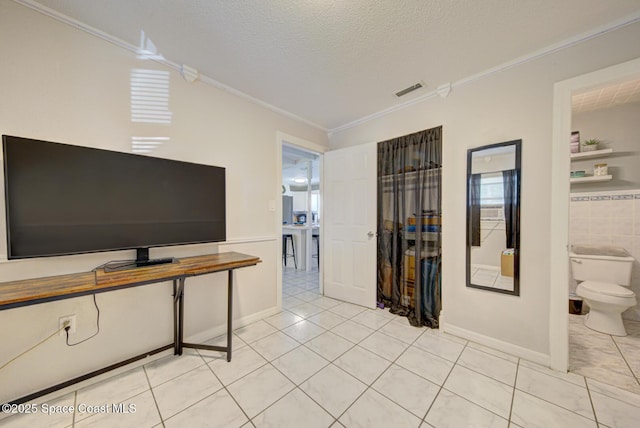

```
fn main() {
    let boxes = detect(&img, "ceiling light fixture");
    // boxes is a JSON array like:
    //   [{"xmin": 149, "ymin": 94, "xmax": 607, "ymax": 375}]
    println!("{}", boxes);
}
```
[
  {"xmin": 292, "ymin": 178, "xmax": 306, "ymax": 183},
  {"xmin": 395, "ymin": 82, "xmax": 424, "ymax": 97}
]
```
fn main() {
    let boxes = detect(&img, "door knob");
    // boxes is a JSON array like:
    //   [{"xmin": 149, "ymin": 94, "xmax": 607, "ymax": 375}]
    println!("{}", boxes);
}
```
[{"xmin": 367, "ymin": 231, "xmax": 375, "ymax": 239}]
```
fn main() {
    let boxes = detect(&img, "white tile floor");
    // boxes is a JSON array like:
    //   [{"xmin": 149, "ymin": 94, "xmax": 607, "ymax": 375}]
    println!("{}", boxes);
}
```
[
  {"xmin": 2, "ymin": 268, "xmax": 640, "ymax": 427},
  {"xmin": 569, "ymin": 313, "xmax": 640, "ymax": 395},
  {"xmin": 470, "ymin": 266, "xmax": 514, "ymax": 291}
]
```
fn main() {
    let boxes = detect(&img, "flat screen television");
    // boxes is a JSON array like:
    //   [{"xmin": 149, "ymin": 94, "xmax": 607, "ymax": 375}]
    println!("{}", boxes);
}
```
[{"xmin": 2, "ymin": 135, "xmax": 226, "ymax": 268}]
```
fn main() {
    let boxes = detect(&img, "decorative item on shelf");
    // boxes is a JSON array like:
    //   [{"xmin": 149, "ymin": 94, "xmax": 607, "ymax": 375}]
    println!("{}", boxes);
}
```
[
  {"xmin": 570, "ymin": 131, "xmax": 580, "ymax": 154},
  {"xmin": 570, "ymin": 170, "xmax": 586, "ymax": 178},
  {"xmin": 594, "ymin": 163, "xmax": 608, "ymax": 176},
  {"xmin": 582, "ymin": 138, "xmax": 601, "ymax": 152}
]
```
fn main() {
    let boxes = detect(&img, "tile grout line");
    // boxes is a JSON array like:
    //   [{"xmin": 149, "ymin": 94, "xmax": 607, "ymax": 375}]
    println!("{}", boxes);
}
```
[
  {"xmin": 142, "ymin": 365, "xmax": 166, "ymax": 427},
  {"xmin": 243, "ymin": 285, "xmax": 344, "ymax": 425},
  {"xmin": 201, "ymin": 351, "xmax": 255, "ymax": 426},
  {"xmin": 71, "ymin": 390, "xmax": 78, "ymax": 428},
  {"xmin": 611, "ymin": 335, "xmax": 640, "ymax": 388},
  {"xmin": 330, "ymin": 315, "xmax": 431, "ymax": 424},
  {"xmin": 420, "ymin": 338, "xmax": 470, "ymax": 425},
  {"xmin": 512, "ymin": 369, "xmax": 603, "ymax": 422},
  {"xmin": 584, "ymin": 374, "xmax": 602, "ymax": 427},
  {"xmin": 507, "ymin": 358, "xmax": 520, "ymax": 426}
]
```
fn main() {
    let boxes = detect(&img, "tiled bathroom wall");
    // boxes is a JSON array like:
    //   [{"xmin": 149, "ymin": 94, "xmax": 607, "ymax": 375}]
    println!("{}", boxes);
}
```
[{"xmin": 569, "ymin": 189, "xmax": 640, "ymax": 320}]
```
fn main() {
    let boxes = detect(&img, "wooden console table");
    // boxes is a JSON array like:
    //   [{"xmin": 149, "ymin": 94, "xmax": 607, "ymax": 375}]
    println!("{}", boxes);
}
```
[{"xmin": 0, "ymin": 251, "xmax": 261, "ymax": 405}]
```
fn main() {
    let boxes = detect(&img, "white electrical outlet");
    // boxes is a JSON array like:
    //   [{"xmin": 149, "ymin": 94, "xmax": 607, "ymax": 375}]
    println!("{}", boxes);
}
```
[{"xmin": 59, "ymin": 315, "xmax": 77, "ymax": 335}]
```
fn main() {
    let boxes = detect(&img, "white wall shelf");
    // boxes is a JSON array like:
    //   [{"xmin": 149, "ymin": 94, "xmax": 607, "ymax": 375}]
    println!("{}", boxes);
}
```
[
  {"xmin": 570, "ymin": 148, "xmax": 613, "ymax": 160},
  {"xmin": 570, "ymin": 174, "xmax": 612, "ymax": 184}
]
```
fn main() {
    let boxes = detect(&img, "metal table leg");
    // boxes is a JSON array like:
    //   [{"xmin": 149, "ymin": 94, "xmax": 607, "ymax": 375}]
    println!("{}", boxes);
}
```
[{"xmin": 227, "ymin": 270, "xmax": 233, "ymax": 362}]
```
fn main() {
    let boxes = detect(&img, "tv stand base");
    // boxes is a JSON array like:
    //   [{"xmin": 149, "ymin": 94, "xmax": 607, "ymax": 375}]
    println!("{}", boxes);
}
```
[{"xmin": 103, "ymin": 257, "xmax": 176, "ymax": 272}]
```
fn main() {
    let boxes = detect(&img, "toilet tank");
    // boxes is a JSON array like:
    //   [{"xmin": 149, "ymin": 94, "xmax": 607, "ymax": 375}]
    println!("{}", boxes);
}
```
[{"xmin": 570, "ymin": 245, "xmax": 635, "ymax": 285}]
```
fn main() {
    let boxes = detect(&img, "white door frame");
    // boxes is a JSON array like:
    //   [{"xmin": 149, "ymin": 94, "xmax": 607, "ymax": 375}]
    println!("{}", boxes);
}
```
[
  {"xmin": 276, "ymin": 132, "xmax": 326, "ymax": 309},
  {"xmin": 549, "ymin": 57, "xmax": 640, "ymax": 371}
]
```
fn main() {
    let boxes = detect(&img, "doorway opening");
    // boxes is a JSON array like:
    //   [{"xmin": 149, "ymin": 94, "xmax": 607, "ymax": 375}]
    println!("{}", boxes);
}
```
[
  {"xmin": 550, "ymin": 57, "xmax": 640, "ymax": 378},
  {"xmin": 281, "ymin": 143, "xmax": 322, "ymax": 310}
]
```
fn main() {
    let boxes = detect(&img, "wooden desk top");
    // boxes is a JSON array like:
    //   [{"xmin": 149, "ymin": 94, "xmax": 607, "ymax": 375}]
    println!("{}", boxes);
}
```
[{"xmin": 0, "ymin": 252, "xmax": 261, "ymax": 310}]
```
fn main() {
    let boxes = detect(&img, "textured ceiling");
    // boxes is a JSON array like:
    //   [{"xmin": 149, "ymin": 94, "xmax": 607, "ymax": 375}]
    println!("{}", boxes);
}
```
[
  {"xmin": 572, "ymin": 78, "xmax": 640, "ymax": 113},
  {"xmin": 29, "ymin": 0, "xmax": 640, "ymax": 130}
]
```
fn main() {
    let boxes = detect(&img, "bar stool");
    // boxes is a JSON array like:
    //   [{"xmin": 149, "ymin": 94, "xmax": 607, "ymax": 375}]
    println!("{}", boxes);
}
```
[
  {"xmin": 312, "ymin": 234, "xmax": 319, "ymax": 267},
  {"xmin": 283, "ymin": 234, "xmax": 297, "ymax": 269}
]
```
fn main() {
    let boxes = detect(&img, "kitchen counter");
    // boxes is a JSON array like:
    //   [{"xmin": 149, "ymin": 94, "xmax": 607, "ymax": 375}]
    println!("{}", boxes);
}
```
[{"xmin": 283, "ymin": 225, "xmax": 319, "ymax": 271}]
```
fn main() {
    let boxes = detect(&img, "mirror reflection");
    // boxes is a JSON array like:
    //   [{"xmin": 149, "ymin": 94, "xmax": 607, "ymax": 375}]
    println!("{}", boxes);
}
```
[{"xmin": 466, "ymin": 140, "xmax": 521, "ymax": 295}]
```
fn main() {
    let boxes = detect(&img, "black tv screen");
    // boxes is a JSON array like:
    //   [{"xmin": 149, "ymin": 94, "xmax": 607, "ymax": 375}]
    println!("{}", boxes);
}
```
[{"xmin": 3, "ymin": 135, "xmax": 226, "ymax": 259}]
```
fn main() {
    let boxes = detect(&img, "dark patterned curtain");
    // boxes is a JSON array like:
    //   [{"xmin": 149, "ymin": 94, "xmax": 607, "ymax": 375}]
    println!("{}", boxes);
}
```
[
  {"xmin": 469, "ymin": 173, "xmax": 482, "ymax": 247},
  {"xmin": 502, "ymin": 169, "xmax": 517, "ymax": 249},
  {"xmin": 377, "ymin": 126, "xmax": 442, "ymax": 327}
]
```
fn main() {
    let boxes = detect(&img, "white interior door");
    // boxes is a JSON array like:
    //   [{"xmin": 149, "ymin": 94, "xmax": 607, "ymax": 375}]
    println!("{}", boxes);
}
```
[{"xmin": 323, "ymin": 142, "xmax": 377, "ymax": 308}]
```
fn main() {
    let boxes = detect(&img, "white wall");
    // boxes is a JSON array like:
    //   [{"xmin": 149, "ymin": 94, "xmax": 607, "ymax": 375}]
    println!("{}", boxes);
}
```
[
  {"xmin": 571, "ymin": 101, "xmax": 640, "ymax": 192},
  {"xmin": 0, "ymin": 0, "xmax": 327, "ymax": 403},
  {"xmin": 330, "ymin": 21, "xmax": 640, "ymax": 362}
]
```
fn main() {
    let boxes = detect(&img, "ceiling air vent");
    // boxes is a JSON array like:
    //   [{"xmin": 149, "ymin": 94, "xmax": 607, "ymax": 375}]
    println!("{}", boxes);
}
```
[{"xmin": 395, "ymin": 82, "xmax": 423, "ymax": 97}]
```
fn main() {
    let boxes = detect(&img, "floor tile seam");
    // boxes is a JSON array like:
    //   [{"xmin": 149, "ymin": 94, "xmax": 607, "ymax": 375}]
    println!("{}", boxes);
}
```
[
  {"xmin": 520, "ymin": 363, "xmax": 588, "ymax": 390},
  {"xmin": 208, "ymin": 359, "xmax": 271, "ymax": 392},
  {"xmin": 610, "ymin": 335, "xmax": 640, "ymax": 386},
  {"xmin": 584, "ymin": 380, "xmax": 640, "ymax": 410},
  {"xmin": 420, "ymin": 338, "xmax": 469, "ymax": 426},
  {"xmin": 367, "ymin": 376, "xmax": 434, "ymax": 421},
  {"xmin": 359, "ymin": 328, "xmax": 442, "ymax": 422},
  {"xmin": 245, "ymin": 327, "xmax": 294, "ymax": 347},
  {"xmin": 306, "ymin": 315, "xmax": 349, "ymax": 332},
  {"xmin": 221, "ymin": 339, "xmax": 299, "ymax": 420},
  {"xmin": 571, "ymin": 363, "xmax": 640, "ymax": 381},
  {"xmin": 437, "ymin": 385, "xmax": 512, "ymax": 424},
  {"xmin": 454, "ymin": 359, "xmax": 517, "ymax": 388},
  {"xmin": 571, "ymin": 345, "xmax": 635, "ymax": 362},
  {"xmin": 584, "ymin": 374, "xmax": 602, "ymax": 427},
  {"xmin": 512, "ymin": 383, "xmax": 598, "ymax": 422},
  {"xmin": 257, "ymin": 361, "xmax": 338, "ymax": 424},
  {"xmin": 306, "ymin": 338, "xmax": 356, "ymax": 363},
  {"xmin": 239, "ymin": 366, "xmax": 297, "ymax": 422},
  {"xmin": 71, "ymin": 390, "xmax": 78, "ymax": 427},
  {"xmin": 465, "ymin": 341, "xmax": 521, "ymax": 365},
  {"xmin": 142, "ymin": 365, "xmax": 168, "ymax": 426},
  {"xmin": 76, "ymin": 384, "xmax": 158, "ymax": 426},
  {"xmin": 326, "ymin": 325, "xmax": 370, "ymax": 346},
  {"xmin": 77, "ymin": 367, "xmax": 156, "ymax": 409},
  {"xmin": 195, "ymin": 361, "xmax": 253, "ymax": 426},
  {"xmin": 335, "ymin": 315, "xmax": 419, "ymax": 359},
  {"xmin": 289, "ymin": 302, "xmax": 327, "ymax": 317},
  {"xmin": 252, "ymin": 341, "xmax": 304, "ymax": 364},
  {"xmin": 142, "ymin": 348, "xmax": 208, "ymax": 388},
  {"xmin": 247, "ymin": 383, "xmax": 334, "ymax": 427},
  {"xmin": 268, "ymin": 346, "xmax": 330, "ymax": 386},
  {"xmin": 325, "ymin": 307, "xmax": 364, "ymax": 321},
  {"xmin": 351, "ymin": 314, "xmax": 395, "ymax": 339},
  {"xmin": 507, "ymin": 359, "xmax": 520, "ymax": 424},
  {"xmin": 279, "ymin": 327, "xmax": 327, "ymax": 345},
  {"xmin": 278, "ymin": 320, "xmax": 329, "ymax": 343},
  {"xmin": 409, "ymin": 341, "xmax": 462, "ymax": 365}
]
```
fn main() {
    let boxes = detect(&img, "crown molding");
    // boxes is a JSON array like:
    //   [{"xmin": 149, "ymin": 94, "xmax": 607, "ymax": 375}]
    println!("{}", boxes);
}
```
[
  {"xmin": 14, "ymin": 0, "xmax": 640, "ymax": 138},
  {"xmin": 13, "ymin": 0, "xmax": 328, "ymax": 133},
  {"xmin": 329, "ymin": 9, "xmax": 640, "ymax": 136}
]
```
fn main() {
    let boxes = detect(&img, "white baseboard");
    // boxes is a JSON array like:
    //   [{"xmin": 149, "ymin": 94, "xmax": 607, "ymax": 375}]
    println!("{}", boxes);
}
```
[
  {"xmin": 185, "ymin": 306, "xmax": 280, "ymax": 343},
  {"xmin": 440, "ymin": 312, "xmax": 550, "ymax": 367},
  {"xmin": 4, "ymin": 306, "xmax": 281, "ymax": 407}
]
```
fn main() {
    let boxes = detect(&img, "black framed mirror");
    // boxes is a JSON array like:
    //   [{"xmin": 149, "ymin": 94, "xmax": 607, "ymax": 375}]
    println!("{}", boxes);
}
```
[{"xmin": 466, "ymin": 140, "xmax": 521, "ymax": 295}]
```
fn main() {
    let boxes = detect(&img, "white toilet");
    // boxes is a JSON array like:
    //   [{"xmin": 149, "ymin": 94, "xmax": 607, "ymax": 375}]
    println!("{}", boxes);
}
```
[{"xmin": 570, "ymin": 245, "xmax": 636, "ymax": 336}]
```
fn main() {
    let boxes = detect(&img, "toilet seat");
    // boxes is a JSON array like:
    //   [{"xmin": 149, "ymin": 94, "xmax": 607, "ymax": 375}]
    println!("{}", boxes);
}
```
[{"xmin": 579, "ymin": 281, "xmax": 635, "ymax": 298}]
